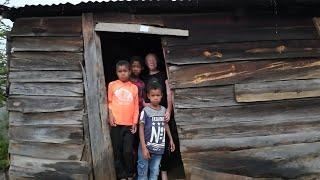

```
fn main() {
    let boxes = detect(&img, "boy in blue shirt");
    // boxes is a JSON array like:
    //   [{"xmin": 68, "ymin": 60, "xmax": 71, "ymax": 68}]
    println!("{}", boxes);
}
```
[{"xmin": 137, "ymin": 82, "xmax": 175, "ymax": 180}]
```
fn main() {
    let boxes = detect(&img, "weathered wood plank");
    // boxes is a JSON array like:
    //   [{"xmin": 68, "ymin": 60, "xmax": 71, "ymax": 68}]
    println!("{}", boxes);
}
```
[
  {"xmin": 9, "ymin": 141, "xmax": 84, "ymax": 160},
  {"xmin": 11, "ymin": 17, "xmax": 82, "ymax": 37},
  {"xmin": 96, "ymin": 22, "xmax": 188, "ymax": 36},
  {"xmin": 235, "ymin": 79, "xmax": 320, "ymax": 102},
  {"xmin": 9, "ymin": 110, "xmax": 83, "ymax": 125},
  {"xmin": 93, "ymin": 13, "xmax": 163, "ymax": 26},
  {"xmin": 163, "ymin": 14, "xmax": 318, "ymax": 46},
  {"xmin": 313, "ymin": 17, "xmax": 320, "ymax": 37},
  {"xmin": 175, "ymin": 85, "xmax": 238, "ymax": 108},
  {"xmin": 175, "ymin": 99, "xmax": 320, "ymax": 139},
  {"xmin": 7, "ymin": 96, "xmax": 83, "ymax": 113},
  {"xmin": 169, "ymin": 58, "xmax": 320, "ymax": 88},
  {"xmin": 9, "ymin": 125, "xmax": 83, "ymax": 144},
  {"xmin": 180, "ymin": 131, "xmax": 320, "ymax": 153},
  {"xmin": 10, "ymin": 52, "xmax": 83, "ymax": 71},
  {"xmin": 82, "ymin": 13, "xmax": 116, "ymax": 180},
  {"xmin": 9, "ymin": 71, "xmax": 82, "ymax": 82},
  {"xmin": 11, "ymin": 37, "xmax": 83, "ymax": 52},
  {"xmin": 9, "ymin": 155, "xmax": 88, "ymax": 179},
  {"xmin": 189, "ymin": 167, "xmax": 274, "ymax": 180},
  {"xmin": 10, "ymin": 82, "xmax": 83, "ymax": 97},
  {"xmin": 164, "ymin": 40, "xmax": 320, "ymax": 65},
  {"xmin": 183, "ymin": 142, "xmax": 320, "ymax": 179}
]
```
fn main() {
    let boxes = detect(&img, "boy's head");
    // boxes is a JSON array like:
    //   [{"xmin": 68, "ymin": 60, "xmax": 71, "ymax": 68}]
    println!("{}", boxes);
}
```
[
  {"xmin": 130, "ymin": 56, "xmax": 143, "ymax": 77},
  {"xmin": 145, "ymin": 53, "xmax": 158, "ymax": 71},
  {"xmin": 147, "ymin": 81, "xmax": 163, "ymax": 105},
  {"xmin": 116, "ymin": 60, "xmax": 130, "ymax": 82}
]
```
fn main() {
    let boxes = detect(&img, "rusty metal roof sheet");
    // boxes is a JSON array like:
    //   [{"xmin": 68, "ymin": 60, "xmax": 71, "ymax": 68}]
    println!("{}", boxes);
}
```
[{"xmin": 2, "ymin": 0, "xmax": 320, "ymax": 20}]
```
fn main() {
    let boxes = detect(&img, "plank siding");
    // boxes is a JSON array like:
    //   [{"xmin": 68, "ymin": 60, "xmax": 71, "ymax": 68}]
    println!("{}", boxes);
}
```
[
  {"xmin": 163, "ymin": 14, "xmax": 318, "ymax": 46},
  {"xmin": 169, "ymin": 58, "xmax": 320, "ymax": 88},
  {"xmin": 9, "ymin": 141, "xmax": 84, "ymax": 160},
  {"xmin": 164, "ymin": 40, "xmax": 320, "ymax": 65},
  {"xmin": 10, "ymin": 52, "xmax": 83, "ymax": 71},
  {"xmin": 11, "ymin": 17, "xmax": 82, "ymax": 37},
  {"xmin": 235, "ymin": 79, "xmax": 320, "ymax": 102},
  {"xmin": 7, "ymin": 16, "xmax": 89, "ymax": 180},
  {"xmin": 9, "ymin": 111, "xmax": 83, "ymax": 125},
  {"xmin": 9, "ymin": 155, "xmax": 89, "ymax": 179},
  {"xmin": 9, "ymin": 71, "xmax": 83, "ymax": 83},
  {"xmin": 11, "ymin": 37, "xmax": 83, "ymax": 52},
  {"xmin": 162, "ymin": 13, "xmax": 320, "ymax": 179}
]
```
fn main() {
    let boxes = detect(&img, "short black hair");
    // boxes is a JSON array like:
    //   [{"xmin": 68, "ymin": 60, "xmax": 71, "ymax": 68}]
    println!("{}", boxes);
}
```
[
  {"xmin": 147, "ymin": 81, "xmax": 163, "ymax": 93},
  {"xmin": 130, "ymin": 56, "xmax": 143, "ymax": 66},
  {"xmin": 116, "ymin": 60, "xmax": 130, "ymax": 70}
]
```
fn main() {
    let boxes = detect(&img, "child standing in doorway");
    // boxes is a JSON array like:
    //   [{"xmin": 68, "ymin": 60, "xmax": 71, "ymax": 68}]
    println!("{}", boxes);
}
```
[
  {"xmin": 130, "ymin": 56, "xmax": 146, "ymax": 178},
  {"xmin": 143, "ymin": 53, "xmax": 185, "ymax": 180},
  {"xmin": 108, "ymin": 60, "xmax": 139, "ymax": 180},
  {"xmin": 130, "ymin": 56, "xmax": 146, "ymax": 111},
  {"xmin": 137, "ymin": 82, "xmax": 175, "ymax": 180}
]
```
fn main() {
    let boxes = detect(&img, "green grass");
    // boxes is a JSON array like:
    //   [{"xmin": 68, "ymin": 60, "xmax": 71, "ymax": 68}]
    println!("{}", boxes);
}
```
[{"xmin": 0, "ymin": 108, "xmax": 8, "ymax": 170}]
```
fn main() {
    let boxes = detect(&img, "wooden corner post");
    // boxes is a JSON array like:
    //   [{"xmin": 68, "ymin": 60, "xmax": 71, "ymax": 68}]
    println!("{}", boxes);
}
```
[{"xmin": 82, "ymin": 13, "xmax": 116, "ymax": 180}]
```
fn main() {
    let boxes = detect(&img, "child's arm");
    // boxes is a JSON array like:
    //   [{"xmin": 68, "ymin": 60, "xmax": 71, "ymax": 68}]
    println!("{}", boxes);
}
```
[
  {"xmin": 131, "ymin": 86, "xmax": 139, "ymax": 133},
  {"xmin": 164, "ymin": 123, "xmax": 175, "ymax": 152},
  {"xmin": 107, "ymin": 83, "xmax": 116, "ymax": 126},
  {"xmin": 165, "ymin": 80, "xmax": 173, "ymax": 122},
  {"xmin": 139, "ymin": 113, "xmax": 150, "ymax": 159}
]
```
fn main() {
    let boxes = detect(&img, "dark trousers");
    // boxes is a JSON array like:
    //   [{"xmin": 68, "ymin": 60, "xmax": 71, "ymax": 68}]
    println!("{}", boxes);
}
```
[
  {"xmin": 160, "ymin": 113, "xmax": 185, "ymax": 179},
  {"xmin": 110, "ymin": 125, "xmax": 134, "ymax": 179}
]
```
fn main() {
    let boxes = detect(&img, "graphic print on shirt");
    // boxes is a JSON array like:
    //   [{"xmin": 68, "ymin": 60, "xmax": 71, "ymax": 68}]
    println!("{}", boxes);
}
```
[
  {"xmin": 140, "ymin": 106, "xmax": 166, "ymax": 154},
  {"xmin": 148, "ymin": 116, "xmax": 165, "ymax": 150},
  {"xmin": 114, "ymin": 87, "xmax": 133, "ymax": 105}
]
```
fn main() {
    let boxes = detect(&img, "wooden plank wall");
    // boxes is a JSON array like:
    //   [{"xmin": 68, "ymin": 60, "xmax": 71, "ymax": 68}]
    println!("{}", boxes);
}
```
[
  {"xmin": 162, "ymin": 14, "xmax": 320, "ymax": 179},
  {"xmin": 7, "ymin": 17, "xmax": 90, "ymax": 179}
]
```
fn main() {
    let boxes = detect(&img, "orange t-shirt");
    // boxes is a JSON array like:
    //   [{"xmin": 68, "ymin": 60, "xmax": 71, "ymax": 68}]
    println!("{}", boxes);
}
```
[{"xmin": 107, "ymin": 80, "xmax": 139, "ymax": 125}]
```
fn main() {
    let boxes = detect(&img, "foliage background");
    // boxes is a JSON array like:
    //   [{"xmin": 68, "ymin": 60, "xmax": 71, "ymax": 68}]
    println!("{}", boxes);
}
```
[{"xmin": 0, "ymin": 0, "xmax": 11, "ymax": 170}]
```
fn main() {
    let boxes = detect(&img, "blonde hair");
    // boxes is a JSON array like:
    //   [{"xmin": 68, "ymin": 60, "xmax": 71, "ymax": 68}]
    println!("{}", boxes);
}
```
[{"xmin": 145, "ymin": 53, "xmax": 159, "ymax": 64}]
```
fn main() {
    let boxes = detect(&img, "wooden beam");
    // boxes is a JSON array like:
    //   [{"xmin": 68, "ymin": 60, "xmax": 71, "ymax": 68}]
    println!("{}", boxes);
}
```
[
  {"xmin": 82, "ymin": 13, "xmax": 116, "ymax": 180},
  {"xmin": 235, "ymin": 79, "xmax": 320, "ymax": 102},
  {"xmin": 313, "ymin": 17, "xmax": 320, "ymax": 37},
  {"xmin": 95, "ymin": 22, "xmax": 189, "ymax": 36}
]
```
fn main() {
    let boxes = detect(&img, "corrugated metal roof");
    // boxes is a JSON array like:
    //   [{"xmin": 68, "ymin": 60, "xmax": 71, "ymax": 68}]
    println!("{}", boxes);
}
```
[
  {"xmin": 2, "ymin": 0, "xmax": 320, "ymax": 20},
  {"xmin": 7, "ymin": 0, "xmax": 183, "ymax": 8}
]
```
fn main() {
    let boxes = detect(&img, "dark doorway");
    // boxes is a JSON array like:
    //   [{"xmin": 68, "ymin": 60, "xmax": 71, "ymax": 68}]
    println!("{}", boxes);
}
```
[
  {"xmin": 100, "ymin": 32, "xmax": 166, "ymax": 85},
  {"xmin": 99, "ymin": 32, "xmax": 185, "ymax": 179}
]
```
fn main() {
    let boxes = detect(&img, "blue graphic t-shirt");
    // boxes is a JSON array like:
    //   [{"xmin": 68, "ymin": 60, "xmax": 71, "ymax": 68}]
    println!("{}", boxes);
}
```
[{"xmin": 139, "ymin": 106, "xmax": 166, "ymax": 155}]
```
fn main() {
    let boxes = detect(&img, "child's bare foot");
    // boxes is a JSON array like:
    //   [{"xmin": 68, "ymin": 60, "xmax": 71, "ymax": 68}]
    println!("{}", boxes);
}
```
[{"xmin": 161, "ymin": 171, "xmax": 168, "ymax": 180}]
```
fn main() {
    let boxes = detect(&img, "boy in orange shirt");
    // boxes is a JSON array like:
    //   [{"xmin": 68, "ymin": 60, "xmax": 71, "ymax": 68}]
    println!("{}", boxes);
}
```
[{"xmin": 108, "ymin": 60, "xmax": 139, "ymax": 180}]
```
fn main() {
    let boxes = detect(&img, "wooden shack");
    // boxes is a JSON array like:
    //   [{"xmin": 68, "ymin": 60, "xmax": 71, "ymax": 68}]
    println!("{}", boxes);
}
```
[{"xmin": 3, "ymin": 0, "xmax": 320, "ymax": 179}]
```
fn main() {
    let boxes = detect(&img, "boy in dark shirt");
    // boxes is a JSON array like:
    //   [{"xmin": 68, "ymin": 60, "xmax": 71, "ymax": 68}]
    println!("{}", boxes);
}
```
[{"xmin": 137, "ymin": 82, "xmax": 175, "ymax": 180}]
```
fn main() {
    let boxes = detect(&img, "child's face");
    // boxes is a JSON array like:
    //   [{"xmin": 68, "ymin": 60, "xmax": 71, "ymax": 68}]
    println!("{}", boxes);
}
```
[
  {"xmin": 131, "ymin": 61, "xmax": 142, "ymax": 76},
  {"xmin": 145, "ymin": 55, "xmax": 157, "ymax": 71},
  {"xmin": 116, "ymin": 65, "xmax": 130, "ymax": 82},
  {"xmin": 147, "ymin": 89, "xmax": 162, "ymax": 105}
]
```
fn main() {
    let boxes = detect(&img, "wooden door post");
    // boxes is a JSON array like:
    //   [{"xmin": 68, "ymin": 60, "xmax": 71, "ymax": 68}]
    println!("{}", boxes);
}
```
[{"xmin": 82, "ymin": 13, "xmax": 116, "ymax": 180}]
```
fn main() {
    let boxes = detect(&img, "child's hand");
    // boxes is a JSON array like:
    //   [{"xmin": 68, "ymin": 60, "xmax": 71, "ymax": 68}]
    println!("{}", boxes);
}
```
[
  {"xmin": 169, "ymin": 140, "xmax": 175, "ymax": 152},
  {"xmin": 109, "ymin": 116, "xmax": 116, "ymax": 127},
  {"xmin": 165, "ymin": 110, "xmax": 171, "ymax": 122},
  {"xmin": 131, "ymin": 124, "xmax": 137, "ymax": 134},
  {"xmin": 142, "ymin": 146, "xmax": 150, "ymax": 160}
]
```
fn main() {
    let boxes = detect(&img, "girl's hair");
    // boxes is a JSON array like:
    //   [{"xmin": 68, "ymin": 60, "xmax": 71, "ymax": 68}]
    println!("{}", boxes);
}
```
[{"xmin": 130, "ymin": 56, "xmax": 143, "ymax": 66}]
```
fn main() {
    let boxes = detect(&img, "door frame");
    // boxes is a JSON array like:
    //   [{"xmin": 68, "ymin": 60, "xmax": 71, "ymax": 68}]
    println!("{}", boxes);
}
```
[{"xmin": 82, "ymin": 12, "xmax": 188, "ymax": 180}]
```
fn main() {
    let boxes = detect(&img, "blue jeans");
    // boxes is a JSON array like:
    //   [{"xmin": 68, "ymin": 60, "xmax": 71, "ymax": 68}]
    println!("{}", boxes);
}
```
[{"xmin": 137, "ymin": 145, "xmax": 162, "ymax": 180}]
